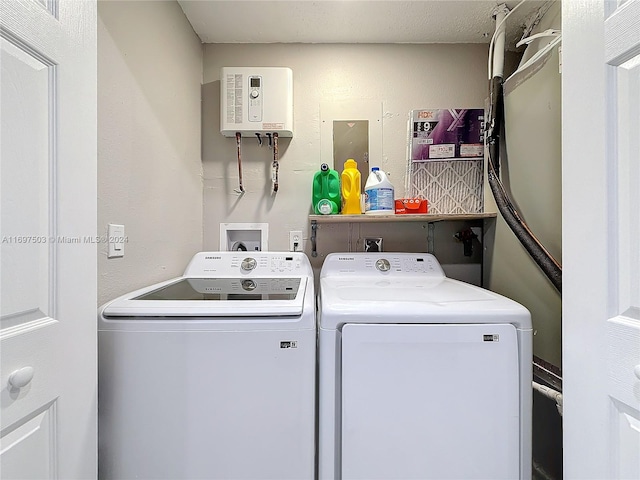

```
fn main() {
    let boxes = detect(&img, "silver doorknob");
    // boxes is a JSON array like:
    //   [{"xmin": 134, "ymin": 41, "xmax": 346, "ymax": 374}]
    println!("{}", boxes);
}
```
[{"xmin": 8, "ymin": 366, "xmax": 34, "ymax": 388}]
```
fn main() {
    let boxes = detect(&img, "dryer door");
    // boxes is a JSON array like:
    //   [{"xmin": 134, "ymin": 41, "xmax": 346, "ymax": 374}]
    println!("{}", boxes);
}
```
[{"xmin": 341, "ymin": 323, "xmax": 520, "ymax": 480}]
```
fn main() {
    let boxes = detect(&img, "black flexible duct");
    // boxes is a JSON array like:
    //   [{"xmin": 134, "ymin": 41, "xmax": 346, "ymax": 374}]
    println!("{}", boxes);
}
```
[{"xmin": 487, "ymin": 76, "xmax": 563, "ymax": 293}]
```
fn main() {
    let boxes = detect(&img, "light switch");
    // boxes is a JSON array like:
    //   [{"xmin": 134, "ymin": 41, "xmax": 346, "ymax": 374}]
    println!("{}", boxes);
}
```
[{"xmin": 108, "ymin": 224, "xmax": 125, "ymax": 258}]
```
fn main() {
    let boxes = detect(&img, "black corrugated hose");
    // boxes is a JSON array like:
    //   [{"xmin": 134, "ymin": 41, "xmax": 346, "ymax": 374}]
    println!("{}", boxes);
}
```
[{"xmin": 487, "ymin": 76, "xmax": 563, "ymax": 293}]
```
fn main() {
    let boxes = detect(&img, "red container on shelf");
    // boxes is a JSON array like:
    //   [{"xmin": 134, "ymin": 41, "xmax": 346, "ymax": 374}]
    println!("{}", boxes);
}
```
[{"xmin": 395, "ymin": 198, "xmax": 428, "ymax": 214}]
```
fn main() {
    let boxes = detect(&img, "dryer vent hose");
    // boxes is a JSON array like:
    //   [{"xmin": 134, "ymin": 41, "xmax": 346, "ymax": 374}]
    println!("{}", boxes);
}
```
[{"xmin": 487, "ymin": 76, "xmax": 562, "ymax": 293}]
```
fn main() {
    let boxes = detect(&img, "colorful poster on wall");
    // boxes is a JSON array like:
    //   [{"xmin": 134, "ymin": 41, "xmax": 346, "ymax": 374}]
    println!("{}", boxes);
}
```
[{"xmin": 410, "ymin": 109, "xmax": 485, "ymax": 162}]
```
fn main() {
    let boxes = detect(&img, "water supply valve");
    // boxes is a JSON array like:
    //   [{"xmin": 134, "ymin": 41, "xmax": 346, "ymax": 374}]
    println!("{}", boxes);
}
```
[{"xmin": 454, "ymin": 228, "xmax": 479, "ymax": 257}]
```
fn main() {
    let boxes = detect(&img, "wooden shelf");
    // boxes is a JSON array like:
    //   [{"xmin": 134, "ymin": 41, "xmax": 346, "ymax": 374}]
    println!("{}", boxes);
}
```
[{"xmin": 309, "ymin": 213, "xmax": 497, "ymax": 224}]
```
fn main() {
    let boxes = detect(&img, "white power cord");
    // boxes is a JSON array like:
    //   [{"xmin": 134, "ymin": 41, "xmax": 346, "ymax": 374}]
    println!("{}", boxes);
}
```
[
  {"xmin": 513, "ymin": 33, "xmax": 562, "ymax": 76},
  {"xmin": 516, "ymin": 28, "xmax": 561, "ymax": 49}
]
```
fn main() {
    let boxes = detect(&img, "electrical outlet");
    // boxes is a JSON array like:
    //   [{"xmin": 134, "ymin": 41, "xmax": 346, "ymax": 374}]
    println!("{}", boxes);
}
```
[
  {"xmin": 289, "ymin": 230, "xmax": 303, "ymax": 252},
  {"xmin": 364, "ymin": 237, "xmax": 383, "ymax": 252}
]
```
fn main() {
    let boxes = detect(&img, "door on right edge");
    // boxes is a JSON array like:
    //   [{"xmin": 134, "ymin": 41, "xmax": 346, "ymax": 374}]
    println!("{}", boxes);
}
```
[{"xmin": 563, "ymin": 0, "xmax": 640, "ymax": 478}]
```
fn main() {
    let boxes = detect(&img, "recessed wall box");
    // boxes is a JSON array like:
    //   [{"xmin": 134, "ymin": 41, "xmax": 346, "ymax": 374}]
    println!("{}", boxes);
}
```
[
  {"xmin": 220, "ymin": 223, "xmax": 269, "ymax": 252},
  {"xmin": 220, "ymin": 67, "xmax": 294, "ymax": 137}
]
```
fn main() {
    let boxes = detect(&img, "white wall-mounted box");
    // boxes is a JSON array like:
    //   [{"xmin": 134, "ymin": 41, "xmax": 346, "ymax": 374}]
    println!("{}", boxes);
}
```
[
  {"xmin": 220, "ymin": 223, "xmax": 269, "ymax": 252},
  {"xmin": 220, "ymin": 67, "xmax": 293, "ymax": 137}
]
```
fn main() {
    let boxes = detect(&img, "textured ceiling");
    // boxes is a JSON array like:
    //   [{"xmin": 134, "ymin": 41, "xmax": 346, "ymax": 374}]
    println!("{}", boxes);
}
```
[{"xmin": 178, "ymin": 0, "xmax": 551, "ymax": 49}]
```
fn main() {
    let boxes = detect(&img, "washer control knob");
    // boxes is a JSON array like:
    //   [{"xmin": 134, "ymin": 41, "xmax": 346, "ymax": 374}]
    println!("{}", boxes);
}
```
[
  {"xmin": 241, "ymin": 279, "xmax": 257, "ymax": 291},
  {"xmin": 375, "ymin": 258, "xmax": 391, "ymax": 272},
  {"xmin": 241, "ymin": 257, "xmax": 257, "ymax": 271}
]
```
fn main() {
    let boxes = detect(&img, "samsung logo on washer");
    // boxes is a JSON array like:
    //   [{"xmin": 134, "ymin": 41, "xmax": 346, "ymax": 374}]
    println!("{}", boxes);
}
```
[
  {"xmin": 337, "ymin": 257, "xmax": 355, "ymax": 261},
  {"xmin": 205, "ymin": 256, "xmax": 221, "ymax": 260}
]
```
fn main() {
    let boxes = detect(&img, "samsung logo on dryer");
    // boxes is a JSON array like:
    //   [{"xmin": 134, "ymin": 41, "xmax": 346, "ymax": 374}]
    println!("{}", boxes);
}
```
[
  {"xmin": 337, "ymin": 257, "xmax": 355, "ymax": 261},
  {"xmin": 205, "ymin": 256, "xmax": 221, "ymax": 260}
]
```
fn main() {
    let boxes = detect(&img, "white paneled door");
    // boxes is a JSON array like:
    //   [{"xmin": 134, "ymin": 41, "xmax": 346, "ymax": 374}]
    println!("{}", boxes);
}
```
[
  {"xmin": 563, "ymin": 0, "xmax": 640, "ymax": 478},
  {"xmin": 0, "ymin": 0, "xmax": 97, "ymax": 478}
]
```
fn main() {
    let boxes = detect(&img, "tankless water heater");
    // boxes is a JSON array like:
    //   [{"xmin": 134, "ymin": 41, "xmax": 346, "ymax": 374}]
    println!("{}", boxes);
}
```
[{"xmin": 220, "ymin": 67, "xmax": 294, "ymax": 137}]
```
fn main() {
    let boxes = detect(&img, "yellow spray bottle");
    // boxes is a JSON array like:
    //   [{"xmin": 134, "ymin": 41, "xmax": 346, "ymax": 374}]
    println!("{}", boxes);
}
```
[{"xmin": 341, "ymin": 159, "xmax": 362, "ymax": 214}]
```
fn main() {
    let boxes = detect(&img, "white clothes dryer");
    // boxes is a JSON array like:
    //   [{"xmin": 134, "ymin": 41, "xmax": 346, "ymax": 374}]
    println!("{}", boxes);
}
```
[
  {"xmin": 317, "ymin": 253, "xmax": 532, "ymax": 480},
  {"xmin": 98, "ymin": 252, "xmax": 315, "ymax": 480}
]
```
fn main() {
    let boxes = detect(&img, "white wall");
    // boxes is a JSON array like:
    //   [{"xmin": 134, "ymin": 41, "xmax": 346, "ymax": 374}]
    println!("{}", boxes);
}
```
[
  {"xmin": 202, "ymin": 43, "xmax": 489, "ymax": 264},
  {"xmin": 98, "ymin": 0, "xmax": 203, "ymax": 306}
]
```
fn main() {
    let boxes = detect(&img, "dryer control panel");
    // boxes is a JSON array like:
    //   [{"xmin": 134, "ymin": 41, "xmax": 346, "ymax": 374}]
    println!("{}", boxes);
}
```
[{"xmin": 320, "ymin": 253, "xmax": 445, "ymax": 277}]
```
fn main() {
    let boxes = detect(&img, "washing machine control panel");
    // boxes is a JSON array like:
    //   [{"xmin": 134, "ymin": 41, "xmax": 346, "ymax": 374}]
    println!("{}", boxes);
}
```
[
  {"xmin": 184, "ymin": 252, "xmax": 312, "ymax": 277},
  {"xmin": 321, "ymin": 253, "xmax": 445, "ymax": 277}
]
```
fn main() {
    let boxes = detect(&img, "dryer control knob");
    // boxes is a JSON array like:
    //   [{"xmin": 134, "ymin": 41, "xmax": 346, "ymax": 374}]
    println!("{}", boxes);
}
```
[
  {"xmin": 375, "ymin": 258, "xmax": 391, "ymax": 272},
  {"xmin": 242, "ymin": 279, "xmax": 257, "ymax": 291},
  {"xmin": 241, "ymin": 257, "xmax": 257, "ymax": 271}
]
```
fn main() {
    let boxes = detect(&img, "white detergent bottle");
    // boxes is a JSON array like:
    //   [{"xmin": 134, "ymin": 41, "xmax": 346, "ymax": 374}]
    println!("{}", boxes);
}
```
[{"xmin": 364, "ymin": 167, "xmax": 395, "ymax": 215}]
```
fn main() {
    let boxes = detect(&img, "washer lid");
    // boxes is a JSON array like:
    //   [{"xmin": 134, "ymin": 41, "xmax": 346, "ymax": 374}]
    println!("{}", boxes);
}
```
[{"xmin": 102, "ymin": 276, "xmax": 308, "ymax": 317}]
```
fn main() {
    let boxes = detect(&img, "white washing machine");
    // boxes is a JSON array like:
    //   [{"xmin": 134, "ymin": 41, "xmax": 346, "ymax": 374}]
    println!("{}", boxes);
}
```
[
  {"xmin": 318, "ymin": 253, "xmax": 532, "ymax": 480},
  {"xmin": 98, "ymin": 252, "xmax": 315, "ymax": 480}
]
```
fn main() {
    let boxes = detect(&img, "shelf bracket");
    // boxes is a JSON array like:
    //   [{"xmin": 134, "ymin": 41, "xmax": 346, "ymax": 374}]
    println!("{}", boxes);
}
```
[
  {"xmin": 311, "ymin": 220, "xmax": 318, "ymax": 257},
  {"xmin": 427, "ymin": 222, "xmax": 435, "ymax": 254}
]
